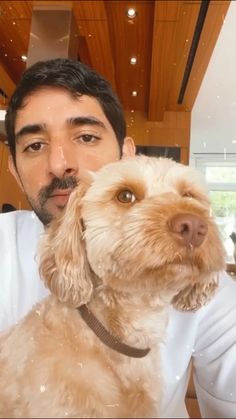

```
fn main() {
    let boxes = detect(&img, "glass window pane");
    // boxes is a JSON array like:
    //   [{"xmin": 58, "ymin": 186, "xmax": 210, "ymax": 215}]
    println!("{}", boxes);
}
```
[
  {"xmin": 210, "ymin": 190, "xmax": 236, "ymax": 262},
  {"xmin": 206, "ymin": 167, "xmax": 236, "ymax": 183}
]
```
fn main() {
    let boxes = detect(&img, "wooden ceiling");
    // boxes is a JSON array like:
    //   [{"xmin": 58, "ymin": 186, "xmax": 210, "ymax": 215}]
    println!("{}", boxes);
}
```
[{"xmin": 0, "ymin": 0, "xmax": 230, "ymax": 122}]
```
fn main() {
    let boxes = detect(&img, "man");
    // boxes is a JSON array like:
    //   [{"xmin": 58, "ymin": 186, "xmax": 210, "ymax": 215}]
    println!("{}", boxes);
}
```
[{"xmin": 1, "ymin": 58, "xmax": 236, "ymax": 418}]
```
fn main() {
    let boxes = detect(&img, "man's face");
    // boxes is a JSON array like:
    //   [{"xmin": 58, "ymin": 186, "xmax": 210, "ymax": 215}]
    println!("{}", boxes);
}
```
[{"xmin": 9, "ymin": 87, "xmax": 135, "ymax": 225}]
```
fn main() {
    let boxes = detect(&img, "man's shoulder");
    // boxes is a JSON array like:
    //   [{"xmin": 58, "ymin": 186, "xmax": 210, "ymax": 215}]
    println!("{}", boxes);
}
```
[
  {"xmin": 162, "ymin": 272, "xmax": 236, "ymax": 379},
  {"xmin": 0, "ymin": 210, "xmax": 44, "ymax": 244},
  {"xmin": 205, "ymin": 270, "xmax": 236, "ymax": 311},
  {"xmin": 167, "ymin": 271, "xmax": 236, "ymax": 340},
  {"xmin": 0, "ymin": 210, "xmax": 48, "ymax": 332},
  {"xmin": 0, "ymin": 209, "xmax": 44, "ymax": 271},
  {"xmin": 0, "ymin": 209, "xmax": 43, "ymax": 231}
]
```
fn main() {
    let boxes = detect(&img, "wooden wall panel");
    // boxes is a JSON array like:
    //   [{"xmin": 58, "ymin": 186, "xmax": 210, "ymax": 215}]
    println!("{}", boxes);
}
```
[
  {"xmin": 0, "ymin": 63, "xmax": 16, "ymax": 98},
  {"xmin": 125, "ymin": 110, "xmax": 190, "ymax": 164},
  {"xmin": 0, "ymin": 143, "xmax": 31, "ymax": 210}
]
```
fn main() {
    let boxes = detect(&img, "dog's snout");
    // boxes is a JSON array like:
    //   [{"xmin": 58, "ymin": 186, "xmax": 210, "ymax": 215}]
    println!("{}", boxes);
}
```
[{"xmin": 169, "ymin": 214, "xmax": 208, "ymax": 247}]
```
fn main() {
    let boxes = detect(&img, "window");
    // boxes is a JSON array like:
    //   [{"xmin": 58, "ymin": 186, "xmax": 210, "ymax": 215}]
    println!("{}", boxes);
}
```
[{"xmin": 194, "ymin": 155, "xmax": 236, "ymax": 262}]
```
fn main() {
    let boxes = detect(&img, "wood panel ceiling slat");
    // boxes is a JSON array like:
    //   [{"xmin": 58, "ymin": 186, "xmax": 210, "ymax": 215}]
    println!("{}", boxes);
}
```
[
  {"xmin": 183, "ymin": 0, "xmax": 230, "ymax": 109},
  {"xmin": 155, "ymin": 0, "xmax": 183, "ymax": 21},
  {"xmin": 148, "ymin": 1, "xmax": 182, "ymax": 121},
  {"xmin": 167, "ymin": 2, "xmax": 201, "ymax": 111},
  {"xmin": 73, "ymin": 0, "xmax": 107, "ymax": 20},
  {"xmin": 105, "ymin": 0, "xmax": 154, "ymax": 112},
  {"xmin": 0, "ymin": 1, "xmax": 32, "ymax": 19},
  {"xmin": 73, "ymin": 1, "xmax": 116, "ymax": 89},
  {"xmin": 0, "ymin": 1, "xmax": 32, "ymax": 83}
]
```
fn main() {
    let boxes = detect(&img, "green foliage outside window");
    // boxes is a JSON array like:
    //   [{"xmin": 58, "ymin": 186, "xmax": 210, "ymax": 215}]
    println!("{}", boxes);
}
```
[{"xmin": 210, "ymin": 191, "xmax": 236, "ymax": 217}]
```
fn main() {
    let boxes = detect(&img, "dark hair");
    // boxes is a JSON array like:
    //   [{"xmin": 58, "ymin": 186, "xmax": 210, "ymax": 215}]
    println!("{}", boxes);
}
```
[{"xmin": 5, "ymin": 58, "xmax": 126, "ymax": 163}]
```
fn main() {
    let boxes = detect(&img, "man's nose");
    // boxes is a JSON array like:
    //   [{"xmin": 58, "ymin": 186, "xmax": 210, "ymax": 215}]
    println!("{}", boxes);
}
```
[{"xmin": 48, "ymin": 143, "xmax": 78, "ymax": 178}]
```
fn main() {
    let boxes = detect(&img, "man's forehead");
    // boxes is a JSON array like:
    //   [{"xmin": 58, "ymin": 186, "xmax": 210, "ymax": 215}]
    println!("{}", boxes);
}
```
[{"xmin": 14, "ymin": 90, "xmax": 108, "ymax": 131}]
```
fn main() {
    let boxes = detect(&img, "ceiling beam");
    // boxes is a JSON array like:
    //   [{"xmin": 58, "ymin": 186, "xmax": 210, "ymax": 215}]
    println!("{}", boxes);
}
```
[
  {"xmin": 148, "ymin": 0, "xmax": 230, "ymax": 121},
  {"xmin": 183, "ymin": 0, "xmax": 231, "ymax": 110},
  {"xmin": 148, "ymin": 1, "xmax": 182, "ymax": 121},
  {"xmin": 74, "ymin": 0, "xmax": 116, "ymax": 89},
  {"xmin": 148, "ymin": 1, "xmax": 201, "ymax": 121}
]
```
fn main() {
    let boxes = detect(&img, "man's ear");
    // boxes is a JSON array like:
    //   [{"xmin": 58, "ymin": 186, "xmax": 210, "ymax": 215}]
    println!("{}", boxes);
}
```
[
  {"xmin": 8, "ymin": 155, "xmax": 24, "ymax": 192},
  {"xmin": 122, "ymin": 137, "xmax": 136, "ymax": 158}
]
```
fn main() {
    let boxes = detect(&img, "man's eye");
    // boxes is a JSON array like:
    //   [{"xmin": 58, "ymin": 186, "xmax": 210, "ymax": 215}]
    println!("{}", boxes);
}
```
[
  {"xmin": 79, "ymin": 134, "xmax": 100, "ymax": 143},
  {"xmin": 117, "ymin": 190, "xmax": 137, "ymax": 204},
  {"xmin": 24, "ymin": 142, "xmax": 43, "ymax": 152}
]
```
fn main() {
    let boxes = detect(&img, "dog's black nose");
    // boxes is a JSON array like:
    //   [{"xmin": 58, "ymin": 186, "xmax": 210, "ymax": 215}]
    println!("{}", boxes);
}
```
[{"xmin": 169, "ymin": 214, "xmax": 208, "ymax": 247}]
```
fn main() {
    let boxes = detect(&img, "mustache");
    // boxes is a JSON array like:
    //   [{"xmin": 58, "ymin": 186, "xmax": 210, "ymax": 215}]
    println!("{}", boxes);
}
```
[{"xmin": 39, "ymin": 176, "xmax": 78, "ymax": 206}]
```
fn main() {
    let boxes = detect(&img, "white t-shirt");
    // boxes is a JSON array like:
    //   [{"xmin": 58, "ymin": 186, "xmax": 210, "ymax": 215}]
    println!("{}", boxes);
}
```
[{"xmin": 1, "ymin": 210, "xmax": 236, "ymax": 418}]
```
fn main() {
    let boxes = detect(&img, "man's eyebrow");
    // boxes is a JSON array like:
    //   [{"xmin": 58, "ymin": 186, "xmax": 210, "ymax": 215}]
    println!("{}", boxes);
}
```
[
  {"xmin": 67, "ymin": 116, "xmax": 106, "ymax": 130},
  {"xmin": 15, "ymin": 124, "xmax": 46, "ymax": 142}
]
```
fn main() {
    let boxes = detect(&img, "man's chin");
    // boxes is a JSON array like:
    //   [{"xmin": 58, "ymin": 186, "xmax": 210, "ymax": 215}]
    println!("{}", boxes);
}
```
[{"xmin": 32, "ymin": 203, "xmax": 65, "ymax": 226}]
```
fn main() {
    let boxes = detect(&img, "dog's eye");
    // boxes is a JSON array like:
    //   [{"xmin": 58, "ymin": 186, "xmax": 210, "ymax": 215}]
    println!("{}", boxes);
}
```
[
  {"xmin": 182, "ymin": 192, "xmax": 194, "ymax": 199},
  {"xmin": 117, "ymin": 190, "xmax": 136, "ymax": 204}
]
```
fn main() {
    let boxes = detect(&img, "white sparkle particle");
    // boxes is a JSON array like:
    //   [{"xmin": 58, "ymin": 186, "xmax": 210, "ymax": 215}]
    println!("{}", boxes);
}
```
[
  {"xmin": 176, "ymin": 375, "xmax": 180, "ymax": 380},
  {"xmin": 77, "ymin": 362, "xmax": 83, "ymax": 368},
  {"xmin": 40, "ymin": 385, "xmax": 46, "ymax": 393}
]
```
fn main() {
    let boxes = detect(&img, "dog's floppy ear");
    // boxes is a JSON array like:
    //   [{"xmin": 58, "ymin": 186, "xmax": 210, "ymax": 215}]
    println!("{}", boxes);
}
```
[
  {"xmin": 39, "ymin": 181, "xmax": 93, "ymax": 307},
  {"xmin": 172, "ymin": 275, "xmax": 219, "ymax": 312}
]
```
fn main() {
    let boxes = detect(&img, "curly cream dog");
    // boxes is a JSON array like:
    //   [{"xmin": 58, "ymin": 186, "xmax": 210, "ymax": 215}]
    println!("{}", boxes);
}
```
[{"xmin": 0, "ymin": 156, "xmax": 225, "ymax": 418}]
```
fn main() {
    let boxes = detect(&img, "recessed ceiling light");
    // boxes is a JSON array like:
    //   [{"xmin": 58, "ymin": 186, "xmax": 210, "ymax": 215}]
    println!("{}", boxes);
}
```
[
  {"xmin": 127, "ymin": 8, "xmax": 136, "ymax": 18},
  {"xmin": 131, "ymin": 91, "xmax": 138, "ymax": 97},
  {"xmin": 130, "ymin": 57, "xmax": 137, "ymax": 65},
  {"xmin": 21, "ymin": 55, "xmax": 27, "ymax": 62}
]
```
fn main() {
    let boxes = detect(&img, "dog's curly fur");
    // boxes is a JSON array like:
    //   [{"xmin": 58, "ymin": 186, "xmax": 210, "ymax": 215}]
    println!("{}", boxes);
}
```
[{"xmin": 0, "ymin": 156, "xmax": 225, "ymax": 418}]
